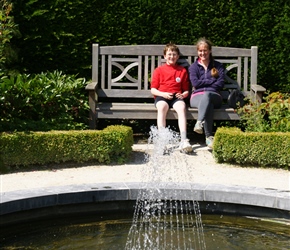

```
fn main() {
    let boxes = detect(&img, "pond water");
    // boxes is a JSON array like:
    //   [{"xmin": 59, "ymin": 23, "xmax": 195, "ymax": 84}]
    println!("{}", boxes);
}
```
[{"xmin": 1, "ymin": 212, "xmax": 289, "ymax": 250}]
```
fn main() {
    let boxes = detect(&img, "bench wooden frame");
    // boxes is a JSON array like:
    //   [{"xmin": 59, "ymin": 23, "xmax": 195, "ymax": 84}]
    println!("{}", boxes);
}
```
[{"xmin": 86, "ymin": 44, "xmax": 266, "ymax": 129}]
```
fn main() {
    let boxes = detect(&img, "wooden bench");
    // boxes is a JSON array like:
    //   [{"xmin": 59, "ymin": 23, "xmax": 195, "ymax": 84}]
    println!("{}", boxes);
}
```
[{"xmin": 85, "ymin": 44, "xmax": 266, "ymax": 129}]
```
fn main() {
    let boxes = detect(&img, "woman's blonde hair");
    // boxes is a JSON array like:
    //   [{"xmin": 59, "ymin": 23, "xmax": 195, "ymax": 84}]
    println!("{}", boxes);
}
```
[{"xmin": 196, "ymin": 38, "xmax": 219, "ymax": 78}]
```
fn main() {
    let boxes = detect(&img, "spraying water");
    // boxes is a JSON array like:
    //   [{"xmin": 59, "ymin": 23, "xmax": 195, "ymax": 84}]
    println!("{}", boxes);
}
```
[{"xmin": 125, "ymin": 126, "xmax": 206, "ymax": 250}]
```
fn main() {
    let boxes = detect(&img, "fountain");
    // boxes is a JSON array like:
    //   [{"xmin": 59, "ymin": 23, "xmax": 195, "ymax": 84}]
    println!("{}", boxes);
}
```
[
  {"xmin": 125, "ymin": 126, "xmax": 206, "ymax": 249},
  {"xmin": 0, "ymin": 127, "xmax": 289, "ymax": 249}
]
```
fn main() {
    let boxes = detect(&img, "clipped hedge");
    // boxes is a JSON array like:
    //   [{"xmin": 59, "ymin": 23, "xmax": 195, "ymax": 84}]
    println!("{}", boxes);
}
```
[
  {"xmin": 9, "ymin": 0, "xmax": 290, "ymax": 93},
  {"xmin": 213, "ymin": 127, "xmax": 290, "ymax": 169},
  {"xmin": 0, "ymin": 125, "xmax": 133, "ymax": 172}
]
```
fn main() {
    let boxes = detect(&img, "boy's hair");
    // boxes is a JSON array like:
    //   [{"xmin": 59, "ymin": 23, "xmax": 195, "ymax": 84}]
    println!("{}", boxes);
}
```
[{"xmin": 163, "ymin": 43, "xmax": 180, "ymax": 55}]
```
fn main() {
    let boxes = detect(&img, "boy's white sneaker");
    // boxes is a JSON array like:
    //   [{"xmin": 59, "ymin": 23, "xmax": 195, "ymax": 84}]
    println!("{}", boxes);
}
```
[{"xmin": 178, "ymin": 139, "xmax": 193, "ymax": 153}]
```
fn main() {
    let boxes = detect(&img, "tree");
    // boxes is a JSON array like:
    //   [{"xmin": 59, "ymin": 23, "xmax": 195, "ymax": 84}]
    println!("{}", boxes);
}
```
[{"xmin": 0, "ymin": 0, "xmax": 18, "ymax": 74}]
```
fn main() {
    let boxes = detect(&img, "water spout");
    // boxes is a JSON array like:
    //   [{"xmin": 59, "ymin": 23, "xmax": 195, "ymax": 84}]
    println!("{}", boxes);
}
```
[{"xmin": 125, "ymin": 126, "xmax": 206, "ymax": 250}]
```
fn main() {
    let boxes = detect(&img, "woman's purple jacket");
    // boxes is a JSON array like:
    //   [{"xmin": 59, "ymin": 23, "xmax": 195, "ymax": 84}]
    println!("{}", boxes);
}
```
[{"xmin": 188, "ymin": 59, "xmax": 225, "ymax": 94}]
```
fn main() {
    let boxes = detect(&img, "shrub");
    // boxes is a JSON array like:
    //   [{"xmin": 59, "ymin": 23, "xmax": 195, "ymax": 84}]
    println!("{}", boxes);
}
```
[
  {"xmin": 238, "ymin": 92, "xmax": 290, "ymax": 132},
  {"xmin": 0, "ymin": 71, "xmax": 89, "ymax": 131}
]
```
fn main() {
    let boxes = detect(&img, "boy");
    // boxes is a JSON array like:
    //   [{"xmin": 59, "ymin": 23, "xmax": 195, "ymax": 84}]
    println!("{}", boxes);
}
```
[{"xmin": 151, "ymin": 43, "xmax": 192, "ymax": 153}]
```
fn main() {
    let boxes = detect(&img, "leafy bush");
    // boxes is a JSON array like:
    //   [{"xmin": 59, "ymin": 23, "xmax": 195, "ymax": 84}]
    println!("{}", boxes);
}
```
[
  {"xmin": 0, "ymin": 71, "xmax": 89, "ymax": 131},
  {"xmin": 239, "ymin": 92, "xmax": 290, "ymax": 132}
]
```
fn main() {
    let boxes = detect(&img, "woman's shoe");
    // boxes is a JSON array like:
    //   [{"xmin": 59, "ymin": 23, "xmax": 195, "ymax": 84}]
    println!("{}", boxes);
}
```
[
  {"xmin": 194, "ymin": 121, "xmax": 204, "ymax": 134},
  {"xmin": 206, "ymin": 136, "xmax": 214, "ymax": 148}
]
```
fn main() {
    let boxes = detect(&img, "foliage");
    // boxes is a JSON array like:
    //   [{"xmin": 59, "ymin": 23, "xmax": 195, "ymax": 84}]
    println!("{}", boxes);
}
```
[
  {"xmin": 0, "ymin": 71, "xmax": 89, "ymax": 131},
  {"xmin": 0, "ymin": 0, "xmax": 19, "ymax": 73},
  {"xmin": 213, "ymin": 127, "xmax": 290, "ymax": 169},
  {"xmin": 238, "ymin": 92, "xmax": 290, "ymax": 132},
  {"xmin": 0, "ymin": 125, "xmax": 134, "ymax": 172},
  {"xmin": 7, "ymin": 0, "xmax": 290, "ymax": 93}
]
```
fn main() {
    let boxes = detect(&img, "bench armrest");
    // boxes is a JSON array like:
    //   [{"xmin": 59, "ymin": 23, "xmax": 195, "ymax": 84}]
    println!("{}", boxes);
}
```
[
  {"xmin": 85, "ymin": 81, "xmax": 98, "ymax": 91},
  {"xmin": 251, "ymin": 84, "xmax": 266, "ymax": 103}
]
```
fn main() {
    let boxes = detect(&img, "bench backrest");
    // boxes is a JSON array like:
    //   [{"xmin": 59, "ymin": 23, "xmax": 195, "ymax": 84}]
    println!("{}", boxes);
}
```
[{"xmin": 92, "ymin": 44, "xmax": 258, "ymax": 100}]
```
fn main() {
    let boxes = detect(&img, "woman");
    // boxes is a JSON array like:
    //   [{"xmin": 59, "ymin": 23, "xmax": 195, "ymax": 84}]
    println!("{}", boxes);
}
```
[{"xmin": 188, "ymin": 38, "xmax": 225, "ymax": 148}]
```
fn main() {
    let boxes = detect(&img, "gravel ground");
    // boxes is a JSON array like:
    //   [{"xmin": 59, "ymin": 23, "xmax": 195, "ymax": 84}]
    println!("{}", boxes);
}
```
[{"xmin": 1, "ymin": 143, "xmax": 289, "ymax": 193}]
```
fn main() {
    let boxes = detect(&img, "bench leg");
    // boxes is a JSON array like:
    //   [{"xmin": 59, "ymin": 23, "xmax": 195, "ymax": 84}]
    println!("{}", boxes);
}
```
[{"xmin": 88, "ymin": 90, "xmax": 97, "ymax": 129}]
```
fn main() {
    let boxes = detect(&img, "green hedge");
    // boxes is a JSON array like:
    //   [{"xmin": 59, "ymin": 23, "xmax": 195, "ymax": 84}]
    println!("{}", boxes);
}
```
[
  {"xmin": 0, "ymin": 125, "xmax": 133, "ymax": 173},
  {"xmin": 213, "ymin": 127, "xmax": 290, "ymax": 169},
  {"xmin": 9, "ymin": 0, "xmax": 290, "ymax": 93}
]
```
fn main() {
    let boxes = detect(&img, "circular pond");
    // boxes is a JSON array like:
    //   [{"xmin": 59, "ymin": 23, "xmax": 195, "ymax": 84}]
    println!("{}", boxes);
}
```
[{"xmin": 1, "ymin": 210, "xmax": 289, "ymax": 250}]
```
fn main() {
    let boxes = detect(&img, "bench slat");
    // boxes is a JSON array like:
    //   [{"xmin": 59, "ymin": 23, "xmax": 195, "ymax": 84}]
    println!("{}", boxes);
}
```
[
  {"xmin": 96, "ymin": 103, "xmax": 240, "ymax": 120},
  {"xmin": 100, "ymin": 45, "xmax": 252, "ymax": 57},
  {"xmin": 97, "ymin": 89, "xmax": 153, "ymax": 98}
]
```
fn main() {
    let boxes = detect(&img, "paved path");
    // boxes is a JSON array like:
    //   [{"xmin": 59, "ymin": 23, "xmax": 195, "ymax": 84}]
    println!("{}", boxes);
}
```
[{"xmin": 1, "ymin": 143, "xmax": 289, "ymax": 193}]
